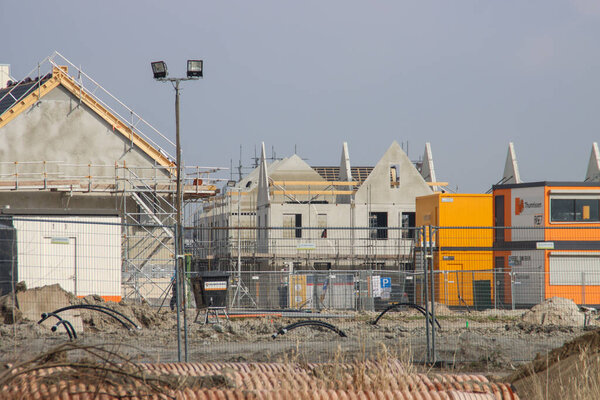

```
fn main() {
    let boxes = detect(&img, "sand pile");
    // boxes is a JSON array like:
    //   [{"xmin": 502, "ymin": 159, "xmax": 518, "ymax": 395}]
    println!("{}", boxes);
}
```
[{"xmin": 521, "ymin": 297, "xmax": 584, "ymax": 327}]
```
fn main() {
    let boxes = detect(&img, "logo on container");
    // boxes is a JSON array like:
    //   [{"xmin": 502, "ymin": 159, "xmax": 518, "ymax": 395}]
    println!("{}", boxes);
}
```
[
  {"xmin": 515, "ymin": 198, "xmax": 524, "ymax": 215},
  {"xmin": 515, "ymin": 197, "xmax": 542, "ymax": 215}
]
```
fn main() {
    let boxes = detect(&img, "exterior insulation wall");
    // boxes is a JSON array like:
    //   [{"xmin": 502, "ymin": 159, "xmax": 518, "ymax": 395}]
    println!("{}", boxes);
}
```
[
  {"xmin": 13, "ymin": 215, "xmax": 121, "ymax": 301},
  {"xmin": 0, "ymin": 86, "xmax": 167, "ymax": 180}
]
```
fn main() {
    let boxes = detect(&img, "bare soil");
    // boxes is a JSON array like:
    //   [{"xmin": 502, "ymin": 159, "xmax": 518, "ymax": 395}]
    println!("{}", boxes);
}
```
[{"xmin": 0, "ymin": 292, "xmax": 593, "ymax": 373}]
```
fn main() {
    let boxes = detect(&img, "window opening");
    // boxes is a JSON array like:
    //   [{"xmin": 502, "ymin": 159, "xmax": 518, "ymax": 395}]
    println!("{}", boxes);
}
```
[{"xmin": 369, "ymin": 212, "xmax": 388, "ymax": 240}]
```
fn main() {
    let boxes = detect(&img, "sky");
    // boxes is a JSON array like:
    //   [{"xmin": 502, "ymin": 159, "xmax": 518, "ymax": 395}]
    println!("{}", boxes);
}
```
[{"xmin": 2, "ymin": 1, "xmax": 600, "ymax": 193}]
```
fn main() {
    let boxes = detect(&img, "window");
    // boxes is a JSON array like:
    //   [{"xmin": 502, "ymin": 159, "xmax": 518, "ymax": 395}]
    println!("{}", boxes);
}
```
[
  {"xmin": 318, "ymin": 213, "xmax": 327, "ymax": 238},
  {"xmin": 369, "ymin": 212, "xmax": 388, "ymax": 239},
  {"xmin": 550, "ymin": 198, "xmax": 600, "ymax": 222},
  {"xmin": 402, "ymin": 212, "xmax": 415, "ymax": 238},
  {"xmin": 283, "ymin": 213, "xmax": 302, "ymax": 238},
  {"xmin": 314, "ymin": 262, "xmax": 332, "ymax": 270},
  {"xmin": 390, "ymin": 164, "xmax": 400, "ymax": 188}
]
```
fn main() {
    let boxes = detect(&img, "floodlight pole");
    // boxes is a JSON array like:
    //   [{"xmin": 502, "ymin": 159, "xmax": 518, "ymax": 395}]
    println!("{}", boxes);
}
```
[
  {"xmin": 154, "ymin": 73, "xmax": 200, "ymax": 363},
  {"xmin": 237, "ymin": 188, "xmax": 242, "ymax": 307}
]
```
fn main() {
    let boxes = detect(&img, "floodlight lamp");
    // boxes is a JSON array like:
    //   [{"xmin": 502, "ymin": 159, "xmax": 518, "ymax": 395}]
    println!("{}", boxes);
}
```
[
  {"xmin": 151, "ymin": 61, "xmax": 168, "ymax": 79},
  {"xmin": 187, "ymin": 60, "xmax": 203, "ymax": 78}
]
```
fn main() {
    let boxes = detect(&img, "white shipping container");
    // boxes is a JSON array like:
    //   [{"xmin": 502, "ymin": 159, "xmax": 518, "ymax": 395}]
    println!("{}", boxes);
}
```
[{"xmin": 13, "ymin": 216, "xmax": 121, "ymax": 300}]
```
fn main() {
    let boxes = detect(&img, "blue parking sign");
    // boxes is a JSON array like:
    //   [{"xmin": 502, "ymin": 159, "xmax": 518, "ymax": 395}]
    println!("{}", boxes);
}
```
[{"xmin": 381, "ymin": 277, "xmax": 391, "ymax": 288}]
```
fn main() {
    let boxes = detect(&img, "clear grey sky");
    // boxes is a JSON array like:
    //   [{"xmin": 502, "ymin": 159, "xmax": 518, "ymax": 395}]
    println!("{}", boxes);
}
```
[{"xmin": 2, "ymin": 1, "xmax": 600, "ymax": 192}]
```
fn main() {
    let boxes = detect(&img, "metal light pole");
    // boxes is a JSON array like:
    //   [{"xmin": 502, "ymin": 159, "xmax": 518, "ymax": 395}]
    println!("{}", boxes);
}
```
[{"xmin": 152, "ymin": 60, "xmax": 203, "ymax": 362}]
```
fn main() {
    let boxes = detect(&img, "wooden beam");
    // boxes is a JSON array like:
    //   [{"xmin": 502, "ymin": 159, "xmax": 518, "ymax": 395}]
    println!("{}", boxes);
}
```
[
  {"xmin": 271, "ymin": 190, "xmax": 355, "ymax": 195},
  {"xmin": 227, "ymin": 192, "xmax": 250, "ymax": 196},
  {"xmin": 271, "ymin": 180, "xmax": 358, "ymax": 186},
  {"xmin": 0, "ymin": 76, "xmax": 62, "ymax": 129}
]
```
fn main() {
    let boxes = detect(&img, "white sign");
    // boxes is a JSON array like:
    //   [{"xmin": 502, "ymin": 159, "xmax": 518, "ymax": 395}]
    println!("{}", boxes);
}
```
[
  {"xmin": 297, "ymin": 243, "xmax": 316, "ymax": 250},
  {"xmin": 536, "ymin": 242, "xmax": 555, "ymax": 250},
  {"xmin": 372, "ymin": 275, "xmax": 382, "ymax": 297},
  {"xmin": 204, "ymin": 281, "xmax": 227, "ymax": 291}
]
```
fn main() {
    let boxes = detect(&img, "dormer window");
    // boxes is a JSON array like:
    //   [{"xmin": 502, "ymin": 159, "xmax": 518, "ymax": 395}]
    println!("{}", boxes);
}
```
[{"xmin": 390, "ymin": 164, "xmax": 400, "ymax": 188}]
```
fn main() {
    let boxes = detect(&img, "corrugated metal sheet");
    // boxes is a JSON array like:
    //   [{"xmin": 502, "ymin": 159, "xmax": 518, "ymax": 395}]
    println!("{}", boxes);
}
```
[{"xmin": 0, "ymin": 361, "xmax": 519, "ymax": 400}]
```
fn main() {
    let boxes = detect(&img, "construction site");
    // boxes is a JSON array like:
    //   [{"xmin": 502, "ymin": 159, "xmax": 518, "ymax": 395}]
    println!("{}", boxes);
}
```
[{"xmin": 3, "ymin": 52, "xmax": 600, "ymax": 399}]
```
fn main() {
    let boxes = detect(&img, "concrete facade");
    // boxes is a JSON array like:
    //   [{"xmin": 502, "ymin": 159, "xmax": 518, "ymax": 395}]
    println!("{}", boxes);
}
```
[
  {"xmin": 195, "ymin": 141, "xmax": 435, "ymax": 271},
  {"xmin": 0, "ymin": 86, "xmax": 165, "ymax": 181}
]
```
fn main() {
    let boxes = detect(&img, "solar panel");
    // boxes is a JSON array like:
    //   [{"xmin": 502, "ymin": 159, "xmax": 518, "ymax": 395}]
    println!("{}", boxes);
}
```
[{"xmin": 0, "ymin": 76, "xmax": 52, "ymax": 117}]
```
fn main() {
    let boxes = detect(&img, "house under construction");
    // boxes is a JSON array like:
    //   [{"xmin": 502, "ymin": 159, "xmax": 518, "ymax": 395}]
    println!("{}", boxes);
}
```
[
  {"xmin": 193, "ymin": 141, "xmax": 443, "ymax": 271},
  {"xmin": 0, "ymin": 52, "xmax": 218, "ymax": 302}
]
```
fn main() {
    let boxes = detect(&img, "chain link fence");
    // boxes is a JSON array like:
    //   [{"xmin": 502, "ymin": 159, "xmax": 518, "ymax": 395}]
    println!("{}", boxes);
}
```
[{"xmin": 1, "ymin": 220, "xmax": 598, "ymax": 365}]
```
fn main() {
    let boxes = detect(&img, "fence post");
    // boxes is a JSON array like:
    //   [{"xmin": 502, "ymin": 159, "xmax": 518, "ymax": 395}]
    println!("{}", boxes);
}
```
[
  {"xmin": 429, "ymin": 225, "xmax": 436, "ymax": 364},
  {"xmin": 471, "ymin": 271, "xmax": 475, "ymax": 309},
  {"xmin": 511, "ymin": 272, "xmax": 515, "ymax": 311},
  {"xmin": 174, "ymin": 226, "xmax": 182, "ymax": 362},
  {"xmin": 582, "ymin": 272, "xmax": 586, "ymax": 306},
  {"xmin": 422, "ymin": 226, "xmax": 430, "ymax": 363},
  {"xmin": 493, "ymin": 268, "xmax": 497, "ymax": 310},
  {"xmin": 444, "ymin": 270, "xmax": 448, "ymax": 306}
]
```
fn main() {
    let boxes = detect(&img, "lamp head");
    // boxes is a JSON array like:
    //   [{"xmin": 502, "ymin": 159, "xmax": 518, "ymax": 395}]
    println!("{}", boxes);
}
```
[
  {"xmin": 151, "ymin": 61, "xmax": 168, "ymax": 79},
  {"xmin": 187, "ymin": 60, "xmax": 203, "ymax": 78}
]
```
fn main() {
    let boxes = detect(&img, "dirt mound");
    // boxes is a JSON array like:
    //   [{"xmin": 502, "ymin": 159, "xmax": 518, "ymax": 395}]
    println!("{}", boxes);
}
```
[
  {"xmin": 0, "ymin": 293, "xmax": 21, "ymax": 324},
  {"xmin": 510, "ymin": 329, "xmax": 600, "ymax": 399},
  {"xmin": 432, "ymin": 302, "xmax": 453, "ymax": 316},
  {"xmin": 74, "ymin": 296, "xmax": 174, "ymax": 331},
  {"xmin": 509, "ymin": 328, "xmax": 600, "ymax": 383},
  {"xmin": 521, "ymin": 297, "xmax": 584, "ymax": 327}
]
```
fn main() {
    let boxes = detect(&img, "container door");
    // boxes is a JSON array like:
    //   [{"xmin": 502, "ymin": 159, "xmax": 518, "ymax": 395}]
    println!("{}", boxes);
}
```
[
  {"xmin": 494, "ymin": 195, "xmax": 505, "ymax": 242},
  {"xmin": 42, "ymin": 237, "xmax": 76, "ymax": 294}
]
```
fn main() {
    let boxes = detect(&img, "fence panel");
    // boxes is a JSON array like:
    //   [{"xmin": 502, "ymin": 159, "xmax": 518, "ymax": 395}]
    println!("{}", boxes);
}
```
[{"xmin": 3, "ymin": 221, "xmax": 600, "ymax": 366}]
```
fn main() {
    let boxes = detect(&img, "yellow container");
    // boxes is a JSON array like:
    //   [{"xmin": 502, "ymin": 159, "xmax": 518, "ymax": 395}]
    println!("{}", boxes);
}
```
[{"xmin": 416, "ymin": 193, "xmax": 493, "ymax": 307}]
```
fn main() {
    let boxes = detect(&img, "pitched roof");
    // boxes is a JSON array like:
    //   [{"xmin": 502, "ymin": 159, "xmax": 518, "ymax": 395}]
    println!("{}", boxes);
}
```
[{"xmin": 0, "ymin": 66, "xmax": 173, "ymax": 168}]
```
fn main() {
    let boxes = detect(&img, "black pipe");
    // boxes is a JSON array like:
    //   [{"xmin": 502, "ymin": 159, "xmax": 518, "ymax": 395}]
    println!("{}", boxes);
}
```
[
  {"xmin": 62, "ymin": 319, "xmax": 77, "ymax": 339},
  {"xmin": 272, "ymin": 320, "xmax": 347, "ymax": 339},
  {"xmin": 51, "ymin": 320, "xmax": 76, "ymax": 340},
  {"xmin": 39, "ymin": 312, "xmax": 76, "ymax": 340},
  {"xmin": 370, "ymin": 302, "xmax": 441, "ymax": 329},
  {"xmin": 75, "ymin": 304, "xmax": 140, "ymax": 329},
  {"xmin": 42, "ymin": 305, "xmax": 138, "ymax": 331},
  {"xmin": 76, "ymin": 304, "xmax": 141, "ymax": 330}
]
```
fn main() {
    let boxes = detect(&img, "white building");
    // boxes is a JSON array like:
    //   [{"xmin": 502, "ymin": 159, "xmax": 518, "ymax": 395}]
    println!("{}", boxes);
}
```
[{"xmin": 194, "ymin": 141, "xmax": 439, "ymax": 271}]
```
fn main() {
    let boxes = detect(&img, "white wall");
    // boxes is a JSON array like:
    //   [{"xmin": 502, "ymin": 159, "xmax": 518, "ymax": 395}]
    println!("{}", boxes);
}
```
[{"xmin": 14, "ymin": 216, "xmax": 121, "ymax": 299}]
